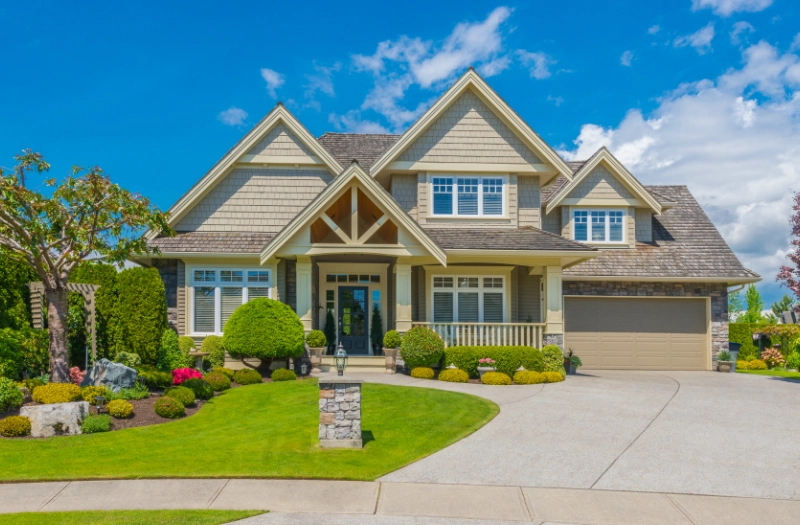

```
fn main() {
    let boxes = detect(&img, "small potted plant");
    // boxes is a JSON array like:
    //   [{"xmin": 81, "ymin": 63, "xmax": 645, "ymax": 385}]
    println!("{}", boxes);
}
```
[
  {"xmin": 306, "ymin": 330, "xmax": 327, "ymax": 375},
  {"xmin": 716, "ymin": 349, "xmax": 734, "ymax": 373},
  {"xmin": 477, "ymin": 357, "xmax": 496, "ymax": 379},
  {"xmin": 564, "ymin": 348, "xmax": 582, "ymax": 375},
  {"xmin": 383, "ymin": 330, "xmax": 401, "ymax": 375}
]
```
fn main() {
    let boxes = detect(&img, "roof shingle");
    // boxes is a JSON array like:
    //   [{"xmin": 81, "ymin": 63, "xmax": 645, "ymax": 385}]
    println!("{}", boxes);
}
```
[
  {"xmin": 149, "ymin": 232, "xmax": 274, "ymax": 254},
  {"xmin": 423, "ymin": 227, "xmax": 596, "ymax": 252},
  {"xmin": 316, "ymin": 133, "xmax": 400, "ymax": 172}
]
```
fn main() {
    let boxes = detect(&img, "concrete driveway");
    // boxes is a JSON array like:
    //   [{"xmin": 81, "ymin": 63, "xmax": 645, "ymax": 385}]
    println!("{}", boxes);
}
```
[{"xmin": 337, "ymin": 370, "xmax": 800, "ymax": 500}]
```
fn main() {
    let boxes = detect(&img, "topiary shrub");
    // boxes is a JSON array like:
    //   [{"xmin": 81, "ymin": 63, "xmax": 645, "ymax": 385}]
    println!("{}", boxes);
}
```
[
  {"xmin": 542, "ymin": 371, "xmax": 565, "ymax": 383},
  {"xmin": 271, "ymin": 368, "xmax": 297, "ymax": 382},
  {"xmin": 223, "ymin": 299, "xmax": 304, "ymax": 371},
  {"xmin": 154, "ymin": 396, "xmax": 185, "ymax": 419},
  {"xmin": 81, "ymin": 414, "xmax": 111, "ymax": 433},
  {"xmin": 400, "ymin": 327, "xmax": 444, "ymax": 369},
  {"xmin": 116, "ymin": 267, "xmax": 167, "ymax": 364},
  {"xmin": 115, "ymin": 352, "xmax": 141, "ymax": 369},
  {"xmin": 164, "ymin": 386, "xmax": 196, "ymax": 407},
  {"xmin": 0, "ymin": 377, "xmax": 24, "ymax": 413},
  {"xmin": 204, "ymin": 372, "xmax": 231, "ymax": 391},
  {"xmin": 137, "ymin": 366, "xmax": 173, "ymax": 390},
  {"xmin": 81, "ymin": 385, "xmax": 109, "ymax": 405},
  {"xmin": 514, "ymin": 370, "xmax": 545, "ymax": 384},
  {"xmin": 178, "ymin": 336, "xmax": 197, "ymax": 368},
  {"xmin": 156, "ymin": 330, "xmax": 184, "ymax": 372},
  {"xmin": 106, "ymin": 399, "xmax": 133, "ymax": 419},
  {"xmin": 181, "ymin": 378, "xmax": 214, "ymax": 400},
  {"xmin": 729, "ymin": 323, "xmax": 759, "ymax": 361},
  {"xmin": 481, "ymin": 371, "xmax": 511, "ymax": 385},
  {"xmin": 32, "ymin": 383, "xmax": 82, "ymax": 404},
  {"xmin": 746, "ymin": 359, "xmax": 768, "ymax": 370},
  {"xmin": 542, "ymin": 345, "xmax": 566, "ymax": 377},
  {"xmin": 305, "ymin": 330, "xmax": 326, "ymax": 348},
  {"xmin": 234, "ymin": 368, "xmax": 262, "ymax": 385},
  {"xmin": 443, "ymin": 346, "xmax": 545, "ymax": 377},
  {"xmin": 201, "ymin": 336, "xmax": 226, "ymax": 369},
  {"xmin": 0, "ymin": 415, "xmax": 31, "ymax": 437},
  {"xmin": 410, "ymin": 367, "xmax": 435, "ymax": 379},
  {"xmin": 383, "ymin": 330, "xmax": 401, "ymax": 349},
  {"xmin": 438, "ymin": 368, "xmax": 469, "ymax": 383},
  {"xmin": 211, "ymin": 366, "xmax": 235, "ymax": 380}
]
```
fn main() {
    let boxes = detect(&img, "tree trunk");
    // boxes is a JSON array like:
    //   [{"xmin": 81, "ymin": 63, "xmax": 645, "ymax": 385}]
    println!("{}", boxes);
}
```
[{"xmin": 45, "ymin": 287, "xmax": 70, "ymax": 383}]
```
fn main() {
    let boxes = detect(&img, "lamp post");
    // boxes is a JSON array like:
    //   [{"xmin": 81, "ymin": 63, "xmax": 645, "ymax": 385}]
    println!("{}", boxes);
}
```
[
  {"xmin": 334, "ymin": 343, "xmax": 348, "ymax": 376},
  {"xmin": 95, "ymin": 395, "xmax": 105, "ymax": 413}
]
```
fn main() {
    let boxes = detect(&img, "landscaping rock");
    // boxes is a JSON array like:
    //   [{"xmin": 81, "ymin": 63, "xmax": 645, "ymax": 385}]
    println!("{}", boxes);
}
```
[
  {"xmin": 81, "ymin": 358, "xmax": 138, "ymax": 392},
  {"xmin": 20, "ymin": 401, "xmax": 90, "ymax": 438}
]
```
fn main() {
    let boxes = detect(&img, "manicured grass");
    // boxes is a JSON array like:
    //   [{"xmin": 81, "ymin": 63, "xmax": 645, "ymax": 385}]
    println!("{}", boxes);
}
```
[
  {"xmin": 0, "ymin": 380, "xmax": 497, "ymax": 482},
  {"xmin": 737, "ymin": 369, "xmax": 800, "ymax": 380},
  {"xmin": 0, "ymin": 510, "xmax": 263, "ymax": 525}
]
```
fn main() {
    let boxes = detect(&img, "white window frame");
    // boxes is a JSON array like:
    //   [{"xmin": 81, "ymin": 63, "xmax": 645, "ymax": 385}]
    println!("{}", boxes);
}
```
[
  {"xmin": 572, "ymin": 208, "xmax": 626, "ymax": 244},
  {"xmin": 190, "ymin": 268, "xmax": 273, "ymax": 335},
  {"xmin": 429, "ymin": 175, "xmax": 507, "ymax": 218},
  {"xmin": 429, "ymin": 275, "xmax": 506, "ymax": 323}
]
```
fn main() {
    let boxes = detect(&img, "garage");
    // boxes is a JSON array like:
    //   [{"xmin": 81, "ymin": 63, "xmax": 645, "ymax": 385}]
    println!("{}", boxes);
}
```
[{"xmin": 564, "ymin": 297, "xmax": 709, "ymax": 370}]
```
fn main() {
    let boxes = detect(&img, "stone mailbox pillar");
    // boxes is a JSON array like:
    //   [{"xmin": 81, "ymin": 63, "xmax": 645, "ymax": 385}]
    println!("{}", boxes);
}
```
[{"xmin": 319, "ymin": 379, "xmax": 362, "ymax": 449}]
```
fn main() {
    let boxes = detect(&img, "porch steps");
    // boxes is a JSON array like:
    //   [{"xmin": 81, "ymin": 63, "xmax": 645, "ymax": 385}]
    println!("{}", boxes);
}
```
[{"xmin": 320, "ymin": 355, "xmax": 386, "ymax": 373}]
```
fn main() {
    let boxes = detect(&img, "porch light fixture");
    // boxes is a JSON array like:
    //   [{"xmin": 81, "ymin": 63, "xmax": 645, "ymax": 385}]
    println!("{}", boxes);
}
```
[
  {"xmin": 95, "ymin": 395, "xmax": 105, "ymax": 412},
  {"xmin": 334, "ymin": 343, "xmax": 348, "ymax": 376},
  {"xmin": 300, "ymin": 362, "xmax": 308, "ymax": 376}
]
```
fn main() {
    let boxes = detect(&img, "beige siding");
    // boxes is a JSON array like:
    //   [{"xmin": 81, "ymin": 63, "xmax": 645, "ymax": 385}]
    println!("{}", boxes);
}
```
[
  {"xmin": 518, "ymin": 176, "xmax": 541, "ymax": 228},
  {"xmin": 627, "ymin": 207, "xmax": 636, "ymax": 247},
  {"xmin": 418, "ymin": 174, "xmax": 519, "ymax": 229},
  {"xmin": 567, "ymin": 165, "xmax": 634, "ymax": 200},
  {"xmin": 561, "ymin": 206, "xmax": 571, "ymax": 239},
  {"xmin": 417, "ymin": 173, "xmax": 428, "ymax": 221},
  {"xmin": 174, "ymin": 167, "xmax": 333, "ymax": 232},
  {"xmin": 248, "ymin": 123, "xmax": 317, "ymax": 161},
  {"xmin": 542, "ymin": 208, "xmax": 561, "ymax": 235},
  {"xmin": 391, "ymin": 173, "xmax": 418, "ymax": 220},
  {"xmin": 636, "ymin": 208, "xmax": 653, "ymax": 242},
  {"xmin": 177, "ymin": 261, "xmax": 186, "ymax": 336},
  {"xmin": 510, "ymin": 267, "xmax": 519, "ymax": 323},
  {"xmin": 518, "ymin": 269, "xmax": 541, "ymax": 323},
  {"xmin": 398, "ymin": 90, "xmax": 542, "ymax": 165}
]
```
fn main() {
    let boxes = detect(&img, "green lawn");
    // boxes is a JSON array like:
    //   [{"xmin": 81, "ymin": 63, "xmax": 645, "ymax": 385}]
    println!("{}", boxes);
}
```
[
  {"xmin": 0, "ymin": 379, "xmax": 497, "ymax": 482},
  {"xmin": 0, "ymin": 510, "xmax": 262, "ymax": 525},
  {"xmin": 737, "ymin": 369, "xmax": 800, "ymax": 380}
]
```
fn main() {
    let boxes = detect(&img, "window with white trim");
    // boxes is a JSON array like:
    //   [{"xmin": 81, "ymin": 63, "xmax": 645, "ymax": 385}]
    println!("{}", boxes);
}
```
[
  {"xmin": 431, "ymin": 275, "xmax": 505, "ymax": 323},
  {"xmin": 431, "ymin": 176, "xmax": 505, "ymax": 217},
  {"xmin": 573, "ymin": 209, "xmax": 625, "ymax": 243},
  {"xmin": 191, "ymin": 268, "xmax": 272, "ymax": 334}
]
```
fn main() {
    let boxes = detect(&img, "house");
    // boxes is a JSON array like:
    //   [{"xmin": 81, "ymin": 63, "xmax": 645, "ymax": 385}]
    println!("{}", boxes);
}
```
[{"xmin": 139, "ymin": 69, "xmax": 759, "ymax": 371}]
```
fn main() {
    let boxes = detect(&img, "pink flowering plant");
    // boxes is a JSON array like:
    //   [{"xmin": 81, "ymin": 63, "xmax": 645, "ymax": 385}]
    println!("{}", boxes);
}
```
[
  {"xmin": 478, "ymin": 357, "xmax": 496, "ymax": 368},
  {"xmin": 69, "ymin": 366, "xmax": 85, "ymax": 385},
  {"xmin": 172, "ymin": 367, "xmax": 202, "ymax": 385},
  {"xmin": 760, "ymin": 348, "xmax": 785, "ymax": 369}
]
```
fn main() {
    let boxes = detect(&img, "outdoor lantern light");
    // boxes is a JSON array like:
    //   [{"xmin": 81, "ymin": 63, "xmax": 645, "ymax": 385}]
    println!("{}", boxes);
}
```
[
  {"xmin": 301, "ymin": 362, "xmax": 308, "ymax": 376},
  {"xmin": 95, "ymin": 395, "xmax": 105, "ymax": 412},
  {"xmin": 334, "ymin": 343, "xmax": 348, "ymax": 376}
]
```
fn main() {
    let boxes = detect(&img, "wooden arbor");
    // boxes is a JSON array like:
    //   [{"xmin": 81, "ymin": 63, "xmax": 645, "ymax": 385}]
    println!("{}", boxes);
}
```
[{"xmin": 28, "ymin": 282, "xmax": 101, "ymax": 359}]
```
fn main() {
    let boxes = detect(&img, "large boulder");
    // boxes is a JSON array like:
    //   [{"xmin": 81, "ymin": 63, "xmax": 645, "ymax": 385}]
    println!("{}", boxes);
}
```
[
  {"xmin": 20, "ymin": 401, "xmax": 89, "ymax": 437},
  {"xmin": 80, "ymin": 358, "xmax": 138, "ymax": 392}
]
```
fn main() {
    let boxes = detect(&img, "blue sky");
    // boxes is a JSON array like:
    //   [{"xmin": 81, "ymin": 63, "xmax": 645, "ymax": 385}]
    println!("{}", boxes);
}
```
[{"xmin": 2, "ymin": 0, "xmax": 799, "ymax": 306}]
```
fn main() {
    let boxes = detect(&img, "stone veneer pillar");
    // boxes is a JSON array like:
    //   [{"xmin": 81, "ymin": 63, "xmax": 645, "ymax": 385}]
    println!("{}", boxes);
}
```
[{"xmin": 319, "ymin": 379, "xmax": 362, "ymax": 449}]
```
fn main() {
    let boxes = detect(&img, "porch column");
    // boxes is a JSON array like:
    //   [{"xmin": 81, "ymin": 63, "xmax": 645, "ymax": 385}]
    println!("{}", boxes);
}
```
[
  {"xmin": 296, "ymin": 256, "xmax": 313, "ymax": 332},
  {"xmin": 542, "ymin": 265, "xmax": 564, "ymax": 348},
  {"xmin": 395, "ymin": 259, "xmax": 412, "ymax": 333}
]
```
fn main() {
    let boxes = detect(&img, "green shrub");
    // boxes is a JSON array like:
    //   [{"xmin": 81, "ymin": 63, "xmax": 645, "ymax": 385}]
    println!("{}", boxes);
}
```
[
  {"xmin": 201, "ymin": 335, "xmax": 226, "ymax": 369},
  {"xmin": 211, "ymin": 366, "xmax": 235, "ymax": 380},
  {"xmin": 178, "ymin": 336, "xmax": 197, "ymax": 367},
  {"xmin": 81, "ymin": 414, "xmax": 111, "ymax": 434},
  {"xmin": 81, "ymin": 385, "xmax": 110, "ymax": 405},
  {"xmin": 0, "ymin": 327, "xmax": 49, "ymax": 379},
  {"xmin": 107, "ymin": 399, "xmax": 133, "ymax": 419},
  {"xmin": 137, "ymin": 366, "xmax": 173, "ymax": 390},
  {"xmin": 154, "ymin": 396, "xmax": 185, "ymax": 418},
  {"xmin": 438, "ymin": 368, "xmax": 469, "ymax": 383},
  {"xmin": 786, "ymin": 351, "xmax": 800, "ymax": 370},
  {"xmin": 105, "ymin": 383, "xmax": 149, "ymax": 401},
  {"xmin": 0, "ymin": 252, "xmax": 36, "ymax": 331},
  {"xmin": 223, "ymin": 299, "xmax": 304, "ymax": 368},
  {"xmin": 514, "ymin": 370, "xmax": 545, "ymax": 384},
  {"xmin": 181, "ymin": 378, "xmax": 214, "ymax": 400},
  {"xmin": 32, "ymin": 383, "xmax": 82, "ymax": 404},
  {"xmin": 410, "ymin": 367, "xmax": 435, "ymax": 379},
  {"xmin": 542, "ymin": 345, "xmax": 566, "ymax": 377},
  {"xmin": 18, "ymin": 377, "xmax": 44, "ymax": 392},
  {"xmin": 69, "ymin": 261, "xmax": 120, "ymax": 361},
  {"xmin": 736, "ymin": 360, "xmax": 751, "ymax": 370},
  {"xmin": 204, "ymin": 372, "xmax": 231, "ymax": 391},
  {"xmin": 543, "ymin": 371, "xmax": 565, "ymax": 383},
  {"xmin": 305, "ymin": 330, "xmax": 326, "ymax": 348},
  {"xmin": 0, "ymin": 415, "xmax": 31, "ymax": 437},
  {"xmin": 746, "ymin": 359, "xmax": 768, "ymax": 370},
  {"xmin": 115, "ymin": 352, "xmax": 141, "ymax": 369},
  {"xmin": 156, "ymin": 330, "xmax": 185, "ymax": 372},
  {"xmin": 116, "ymin": 267, "xmax": 167, "ymax": 364},
  {"xmin": 233, "ymin": 369, "xmax": 262, "ymax": 385},
  {"xmin": 481, "ymin": 371, "xmax": 511, "ymax": 385},
  {"xmin": 443, "ymin": 346, "xmax": 545, "ymax": 377},
  {"xmin": 164, "ymin": 386, "xmax": 195, "ymax": 407},
  {"xmin": 729, "ymin": 323, "xmax": 771, "ymax": 361},
  {"xmin": 0, "ymin": 377, "xmax": 24, "ymax": 413},
  {"xmin": 383, "ymin": 330, "xmax": 401, "ymax": 349},
  {"xmin": 271, "ymin": 368, "xmax": 297, "ymax": 381},
  {"xmin": 400, "ymin": 327, "xmax": 444, "ymax": 369}
]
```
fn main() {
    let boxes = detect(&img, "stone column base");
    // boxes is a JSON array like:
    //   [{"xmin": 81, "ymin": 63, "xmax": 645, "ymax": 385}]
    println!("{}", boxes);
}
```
[
  {"xmin": 543, "ymin": 333, "xmax": 564, "ymax": 349},
  {"xmin": 320, "ymin": 438, "xmax": 363, "ymax": 449}
]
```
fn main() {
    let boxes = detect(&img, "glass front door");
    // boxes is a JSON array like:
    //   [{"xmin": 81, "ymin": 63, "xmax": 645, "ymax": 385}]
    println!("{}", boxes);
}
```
[{"xmin": 338, "ymin": 286, "xmax": 370, "ymax": 354}]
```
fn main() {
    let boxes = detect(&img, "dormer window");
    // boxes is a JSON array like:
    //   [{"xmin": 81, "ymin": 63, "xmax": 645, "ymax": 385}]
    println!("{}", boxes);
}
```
[
  {"xmin": 573, "ymin": 209, "xmax": 625, "ymax": 243},
  {"xmin": 431, "ymin": 176, "xmax": 505, "ymax": 217}
]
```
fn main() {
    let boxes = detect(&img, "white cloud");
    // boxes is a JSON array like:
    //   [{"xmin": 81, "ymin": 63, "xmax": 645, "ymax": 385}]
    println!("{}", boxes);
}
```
[
  {"xmin": 328, "ymin": 111, "xmax": 390, "ymax": 134},
  {"xmin": 674, "ymin": 23, "xmax": 716, "ymax": 54},
  {"xmin": 620, "ymin": 50, "xmax": 634, "ymax": 67},
  {"xmin": 303, "ymin": 62, "xmax": 341, "ymax": 110},
  {"xmin": 730, "ymin": 21, "xmax": 755, "ymax": 45},
  {"xmin": 648, "ymin": 25, "xmax": 661, "ymax": 35},
  {"xmin": 791, "ymin": 32, "xmax": 800, "ymax": 51},
  {"xmin": 260, "ymin": 68, "xmax": 285, "ymax": 99},
  {"xmin": 217, "ymin": 107, "xmax": 248, "ymax": 126},
  {"xmin": 517, "ymin": 50, "xmax": 555, "ymax": 79},
  {"xmin": 691, "ymin": 0, "xmax": 772, "ymax": 17},
  {"xmin": 560, "ymin": 41, "xmax": 800, "ymax": 299},
  {"xmin": 547, "ymin": 95, "xmax": 564, "ymax": 107},
  {"xmin": 478, "ymin": 55, "xmax": 512, "ymax": 77}
]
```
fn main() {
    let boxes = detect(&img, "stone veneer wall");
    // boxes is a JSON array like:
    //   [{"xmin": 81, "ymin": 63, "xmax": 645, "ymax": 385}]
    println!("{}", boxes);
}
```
[
  {"xmin": 152, "ymin": 259, "xmax": 178, "ymax": 332},
  {"xmin": 319, "ymin": 381, "xmax": 362, "ymax": 445},
  {"xmin": 562, "ymin": 281, "xmax": 729, "ymax": 359}
]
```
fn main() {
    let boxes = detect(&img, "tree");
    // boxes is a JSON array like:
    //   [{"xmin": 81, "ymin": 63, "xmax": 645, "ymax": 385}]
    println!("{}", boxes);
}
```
[
  {"xmin": 778, "ymin": 192, "xmax": 800, "ymax": 310},
  {"xmin": 370, "ymin": 304, "xmax": 383, "ymax": 355},
  {"xmin": 0, "ymin": 249, "xmax": 36, "ymax": 330},
  {"xmin": 728, "ymin": 290, "xmax": 743, "ymax": 322},
  {"xmin": 770, "ymin": 295, "xmax": 796, "ymax": 321},
  {"xmin": 0, "ymin": 151, "xmax": 170, "ymax": 382},
  {"xmin": 323, "ymin": 310, "xmax": 336, "ymax": 353},
  {"xmin": 116, "ymin": 267, "xmax": 168, "ymax": 364},
  {"xmin": 739, "ymin": 284, "xmax": 765, "ymax": 324}
]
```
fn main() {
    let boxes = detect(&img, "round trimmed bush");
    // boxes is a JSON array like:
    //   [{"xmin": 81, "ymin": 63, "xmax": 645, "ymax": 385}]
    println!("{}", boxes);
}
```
[
  {"xmin": 481, "ymin": 371, "xmax": 511, "ymax": 385},
  {"xmin": 115, "ymin": 352, "xmax": 141, "ymax": 369},
  {"xmin": 201, "ymin": 335, "xmax": 226, "ymax": 369},
  {"xmin": 0, "ymin": 415, "xmax": 31, "ymax": 437},
  {"xmin": 233, "ymin": 369, "xmax": 262, "ymax": 385},
  {"xmin": 211, "ymin": 366, "xmax": 235, "ymax": 380},
  {"xmin": 0, "ymin": 377, "xmax": 24, "ymax": 413},
  {"xmin": 81, "ymin": 385, "xmax": 109, "ymax": 405},
  {"xmin": 542, "ymin": 371, "xmax": 565, "ymax": 383},
  {"xmin": 222, "ymin": 299, "xmax": 304, "ymax": 367},
  {"xmin": 154, "ymin": 396, "xmax": 185, "ymax": 419},
  {"xmin": 271, "ymin": 368, "xmax": 297, "ymax": 381},
  {"xmin": 542, "ymin": 345, "xmax": 565, "ymax": 371},
  {"xmin": 383, "ymin": 330, "xmax": 401, "ymax": 349},
  {"xmin": 179, "ymin": 378, "xmax": 213, "ymax": 400},
  {"xmin": 747, "ymin": 359, "xmax": 768, "ymax": 370},
  {"xmin": 514, "ymin": 370, "xmax": 545, "ymax": 384},
  {"xmin": 178, "ymin": 336, "xmax": 197, "ymax": 368},
  {"xmin": 410, "ymin": 367, "xmax": 435, "ymax": 379},
  {"xmin": 204, "ymin": 372, "xmax": 231, "ymax": 391},
  {"xmin": 32, "ymin": 383, "xmax": 82, "ymax": 404},
  {"xmin": 736, "ymin": 360, "xmax": 750, "ymax": 370},
  {"xmin": 438, "ymin": 368, "xmax": 469, "ymax": 383},
  {"xmin": 443, "ymin": 346, "xmax": 545, "ymax": 377},
  {"xmin": 400, "ymin": 327, "xmax": 444, "ymax": 369},
  {"xmin": 107, "ymin": 399, "xmax": 133, "ymax": 419},
  {"xmin": 164, "ymin": 386, "xmax": 195, "ymax": 407},
  {"xmin": 156, "ymin": 330, "xmax": 185, "ymax": 373},
  {"xmin": 305, "ymin": 330, "xmax": 326, "ymax": 348}
]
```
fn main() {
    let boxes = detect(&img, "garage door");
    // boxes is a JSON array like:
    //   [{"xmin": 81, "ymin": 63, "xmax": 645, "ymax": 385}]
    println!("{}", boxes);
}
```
[{"xmin": 564, "ymin": 297, "xmax": 708, "ymax": 370}]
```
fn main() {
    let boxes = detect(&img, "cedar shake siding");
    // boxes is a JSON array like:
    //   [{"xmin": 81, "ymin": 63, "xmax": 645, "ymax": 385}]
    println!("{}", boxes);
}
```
[
  {"xmin": 517, "ymin": 177, "xmax": 542, "ymax": 229},
  {"xmin": 248, "ymin": 122, "xmax": 318, "ymax": 161},
  {"xmin": 636, "ymin": 208, "xmax": 653, "ymax": 242},
  {"xmin": 390, "ymin": 173, "xmax": 418, "ymax": 220},
  {"xmin": 565, "ymin": 165, "xmax": 635, "ymax": 200}
]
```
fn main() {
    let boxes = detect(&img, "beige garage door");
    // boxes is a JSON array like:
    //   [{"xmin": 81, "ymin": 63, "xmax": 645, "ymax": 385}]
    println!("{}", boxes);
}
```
[{"xmin": 564, "ymin": 297, "xmax": 708, "ymax": 370}]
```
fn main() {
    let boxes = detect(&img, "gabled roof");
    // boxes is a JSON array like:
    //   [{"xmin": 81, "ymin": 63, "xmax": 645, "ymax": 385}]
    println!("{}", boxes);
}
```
[
  {"xmin": 260, "ymin": 162, "xmax": 447, "ymax": 265},
  {"xmin": 368, "ymin": 68, "xmax": 574, "ymax": 183},
  {"xmin": 423, "ymin": 227, "xmax": 598, "ymax": 253},
  {"xmin": 545, "ymin": 147, "xmax": 662, "ymax": 215},
  {"xmin": 317, "ymin": 133, "xmax": 400, "ymax": 172},
  {"xmin": 145, "ymin": 104, "xmax": 344, "ymax": 240}
]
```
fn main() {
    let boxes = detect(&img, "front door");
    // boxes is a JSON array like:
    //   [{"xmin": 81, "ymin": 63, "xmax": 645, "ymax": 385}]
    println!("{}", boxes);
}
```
[{"xmin": 339, "ymin": 286, "xmax": 370, "ymax": 354}]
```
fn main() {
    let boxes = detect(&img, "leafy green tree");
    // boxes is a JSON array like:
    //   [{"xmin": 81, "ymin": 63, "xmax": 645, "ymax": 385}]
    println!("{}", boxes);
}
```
[
  {"xmin": 0, "ymin": 250, "xmax": 36, "ymax": 330},
  {"xmin": 69, "ymin": 261, "xmax": 120, "ymax": 360},
  {"xmin": 0, "ymin": 151, "xmax": 171, "ymax": 382},
  {"xmin": 116, "ymin": 267, "xmax": 168, "ymax": 364},
  {"xmin": 739, "ymin": 284, "xmax": 766, "ymax": 324},
  {"xmin": 778, "ymin": 192, "xmax": 800, "ymax": 306},
  {"xmin": 728, "ymin": 291, "xmax": 743, "ymax": 322},
  {"xmin": 770, "ymin": 294, "xmax": 796, "ymax": 320}
]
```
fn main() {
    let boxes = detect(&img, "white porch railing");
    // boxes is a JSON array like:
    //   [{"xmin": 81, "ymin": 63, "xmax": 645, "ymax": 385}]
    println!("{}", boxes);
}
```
[{"xmin": 411, "ymin": 322, "xmax": 544, "ymax": 348}]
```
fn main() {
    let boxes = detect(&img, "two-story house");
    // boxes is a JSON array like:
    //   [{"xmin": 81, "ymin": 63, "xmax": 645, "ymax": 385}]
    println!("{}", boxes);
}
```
[{"xmin": 140, "ymin": 69, "xmax": 759, "ymax": 371}]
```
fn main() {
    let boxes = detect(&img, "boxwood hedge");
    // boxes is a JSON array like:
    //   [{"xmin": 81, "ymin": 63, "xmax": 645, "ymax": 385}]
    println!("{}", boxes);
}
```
[{"xmin": 443, "ymin": 346, "xmax": 545, "ymax": 377}]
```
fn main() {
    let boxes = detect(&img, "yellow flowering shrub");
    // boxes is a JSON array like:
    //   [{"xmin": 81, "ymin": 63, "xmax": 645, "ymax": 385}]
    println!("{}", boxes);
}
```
[
  {"xmin": 32, "ymin": 383, "xmax": 82, "ymax": 404},
  {"xmin": 81, "ymin": 386, "xmax": 109, "ymax": 405},
  {"xmin": 438, "ymin": 368, "xmax": 469, "ymax": 383},
  {"xmin": 410, "ymin": 367, "xmax": 435, "ymax": 379},
  {"xmin": 542, "ymin": 371, "xmax": 564, "ymax": 383},
  {"xmin": 481, "ymin": 371, "xmax": 511, "ymax": 385},
  {"xmin": 513, "ymin": 370, "xmax": 545, "ymax": 384},
  {"xmin": 0, "ymin": 416, "xmax": 31, "ymax": 437}
]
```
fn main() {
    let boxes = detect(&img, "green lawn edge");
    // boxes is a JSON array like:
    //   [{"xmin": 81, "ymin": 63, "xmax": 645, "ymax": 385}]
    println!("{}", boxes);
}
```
[
  {"xmin": 736, "ymin": 369, "xmax": 800, "ymax": 380},
  {"xmin": 0, "ymin": 510, "xmax": 264, "ymax": 525}
]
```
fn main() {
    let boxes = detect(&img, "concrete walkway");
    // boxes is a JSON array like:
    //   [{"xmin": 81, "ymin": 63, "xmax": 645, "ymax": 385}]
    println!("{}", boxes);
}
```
[{"xmin": 2, "ymin": 479, "xmax": 799, "ymax": 525}]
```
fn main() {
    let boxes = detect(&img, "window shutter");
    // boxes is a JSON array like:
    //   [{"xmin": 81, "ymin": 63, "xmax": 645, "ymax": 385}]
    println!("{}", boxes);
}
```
[
  {"xmin": 457, "ymin": 293, "xmax": 480, "ymax": 322},
  {"xmin": 220, "ymin": 287, "xmax": 243, "ymax": 330},
  {"xmin": 433, "ymin": 292, "xmax": 454, "ymax": 323},
  {"xmin": 483, "ymin": 179, "xmax": 503, "ymax": 215},
  {"xmin": 483, "ymin": 293, "xmax": 504, "ymax": 322},
  {"xmin": 247, "ymin": 287, "xmax": 269, "ymax": 300},
  {"xmin": 194, "ymin": 287, "xmax": 216, "ymax": 333},
  {"xmin": 457, "ymin": 178, "xmax": 479, "ymax": 215}
]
